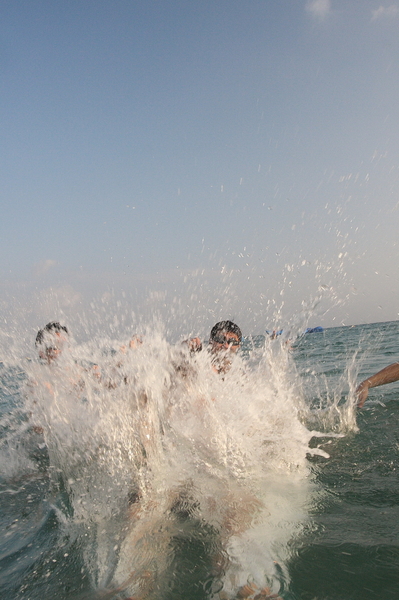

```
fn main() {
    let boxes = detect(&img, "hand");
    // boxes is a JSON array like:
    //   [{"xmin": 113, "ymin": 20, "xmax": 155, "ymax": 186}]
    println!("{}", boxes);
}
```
[
  {"xmin": 129, "ymin": 334, "xmax": 143, "ymax": 348},
  {"xmin": 355, "ymin": 380, "xmax": 370, "ymax": 408},
  {"xmin": 92, "ymin": 364, "xmax": 101, "ymax": 379},
  {"xmin": 187, "ymin": 337, "xmax": 202, "ymax": 352},
  {"xmin": 120, "ymin": 335, "xmax": 143, "ymax": 353}
]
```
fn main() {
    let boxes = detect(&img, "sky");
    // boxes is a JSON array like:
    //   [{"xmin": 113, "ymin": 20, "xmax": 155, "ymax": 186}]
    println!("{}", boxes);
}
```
[{"xmin": 1, "ymin": 0, "xmax": 399, "ymax": 340}]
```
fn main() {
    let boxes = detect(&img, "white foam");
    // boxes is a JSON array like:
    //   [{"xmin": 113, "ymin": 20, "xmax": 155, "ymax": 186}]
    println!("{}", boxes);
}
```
[{"xmin": 18, "ymin": 328, "xmax": 329, "ymax": 597}]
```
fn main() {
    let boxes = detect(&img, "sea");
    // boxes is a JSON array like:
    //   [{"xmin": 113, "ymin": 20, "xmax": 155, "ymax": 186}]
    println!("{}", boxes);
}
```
[{"xmin": 1, "ymin": 319, "xmax": 399, "ymax": 600}]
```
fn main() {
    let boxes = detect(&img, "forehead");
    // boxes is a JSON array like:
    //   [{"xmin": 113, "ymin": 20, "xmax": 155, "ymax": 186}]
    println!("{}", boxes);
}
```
[
  {"xmin": 41, "ymin": 330, "xmax": 67, "ymax": 345},
  {"xmin": 54, "ymin": 331, "xmax": 66, "ymax": 338}
]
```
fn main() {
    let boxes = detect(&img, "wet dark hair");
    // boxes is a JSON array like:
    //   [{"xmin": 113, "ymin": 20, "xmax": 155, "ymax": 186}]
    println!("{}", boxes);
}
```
[
  {"xmin": 210, "ymin": 321, "xmax": 242, "ymax": 343},
  {"xmin": 35, "ymin": 322, "xmax": 69, "ymax": 347}
]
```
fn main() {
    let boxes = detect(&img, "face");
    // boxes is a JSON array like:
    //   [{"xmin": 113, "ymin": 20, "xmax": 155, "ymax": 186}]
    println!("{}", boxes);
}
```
[
  {"xmin": 38, "ymin": 331, "xmax": 68, "ymax": 363},
  {"xmin": 210, "ymin": 331, "xmax": 241, "ymax": 354}
]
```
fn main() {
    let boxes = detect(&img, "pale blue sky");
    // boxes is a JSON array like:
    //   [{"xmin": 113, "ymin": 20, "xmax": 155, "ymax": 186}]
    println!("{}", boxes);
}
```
[{"xmin": 1, "ymin": 1, "xmax": 399, "ymax": 337}]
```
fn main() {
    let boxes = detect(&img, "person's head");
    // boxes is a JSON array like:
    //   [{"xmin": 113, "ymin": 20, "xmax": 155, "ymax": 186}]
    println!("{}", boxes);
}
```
[
  {"xmin": 35, "ymin": 322, "xmax": 69, "ymax": 363},
  {"xmin": 209, "ymin": 321, "xmax": 242, "ymax": 354}
]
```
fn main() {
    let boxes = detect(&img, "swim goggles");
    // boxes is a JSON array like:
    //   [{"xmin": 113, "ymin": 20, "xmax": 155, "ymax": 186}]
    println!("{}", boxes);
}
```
[{"xmin": 211, "ymin": 335, "xmax": 240, "ymax": 346}]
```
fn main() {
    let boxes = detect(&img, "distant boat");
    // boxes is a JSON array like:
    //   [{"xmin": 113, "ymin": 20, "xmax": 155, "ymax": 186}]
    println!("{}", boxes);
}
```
[{"xmin": 304, "ymin": 326, "xmax": 324, "ymax": 334}]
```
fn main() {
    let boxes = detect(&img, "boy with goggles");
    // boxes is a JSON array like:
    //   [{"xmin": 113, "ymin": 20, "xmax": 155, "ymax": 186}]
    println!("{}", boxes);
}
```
[
  {"xmin": 185, "ymin": 320, "xmax": 242, "ymax": 374},
  {"xmin": 209, "ymin": 320, "xmax": 241, "ymax": 349}
]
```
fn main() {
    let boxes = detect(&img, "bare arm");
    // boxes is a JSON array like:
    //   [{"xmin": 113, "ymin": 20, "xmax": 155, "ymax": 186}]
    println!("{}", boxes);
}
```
[{"xmin": 356, "ymin": 362, "xmax": 399, "ymax": 408}]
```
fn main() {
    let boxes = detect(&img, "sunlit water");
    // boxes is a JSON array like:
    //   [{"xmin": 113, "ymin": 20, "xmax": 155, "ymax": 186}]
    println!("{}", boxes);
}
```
[{"xmin": 1, "ymin": 321, "xmax": 399, "ymax": 599}]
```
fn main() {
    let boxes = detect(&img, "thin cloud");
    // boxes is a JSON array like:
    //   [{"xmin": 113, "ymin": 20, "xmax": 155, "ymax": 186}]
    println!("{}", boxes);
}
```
[
  {"xmin": 371, "ymin": 5, "xmax": 399, "ymax": 20},
  {"xmin": 305, "ymin": 0, "xmax": 332, "ymax": 21},
  {"xmin": 33, "ymin": 259, "xmax": 57, "ymax": 277},
  {"xmin": 38, "ymin": 284, "xmax": 82, "ymax": 310}
]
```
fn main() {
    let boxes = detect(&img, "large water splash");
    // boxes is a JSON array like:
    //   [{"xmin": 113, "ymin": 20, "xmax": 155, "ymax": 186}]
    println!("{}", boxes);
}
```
[
  {"xmin": 0, "ymin": 317, "xmax": 360, "ymax": 600},
  {"xmin": 25, "ymin": 332, "xmax": 297, "ymax": 594}
]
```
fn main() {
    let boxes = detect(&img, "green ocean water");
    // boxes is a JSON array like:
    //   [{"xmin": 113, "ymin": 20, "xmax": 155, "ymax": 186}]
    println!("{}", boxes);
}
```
[
  {"xmin": 290, "ymin": 321, "xmax": 399, "ymax": 599},
  {"xmin": 1, "ymin": 321, "xmax": 399, "ymax": 600}
]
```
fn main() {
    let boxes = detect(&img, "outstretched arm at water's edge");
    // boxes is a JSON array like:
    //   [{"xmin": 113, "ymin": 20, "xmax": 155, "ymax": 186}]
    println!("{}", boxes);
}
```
[{"xmin": 356, "ymin": 362, "xmax": 399, "ymax": 408}]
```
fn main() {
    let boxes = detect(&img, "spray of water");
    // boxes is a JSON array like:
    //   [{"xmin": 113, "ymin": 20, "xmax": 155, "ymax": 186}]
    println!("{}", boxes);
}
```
[
  {"xmin": 0, "ymin": 305, "xmax": 361, "ymax": 600},
  {"xmin": 17, "ymin": 327, "xmax": 308, "ymax": 596}
]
